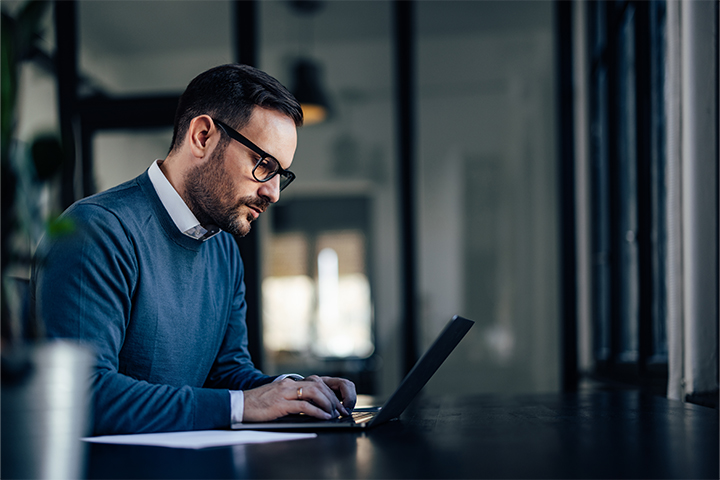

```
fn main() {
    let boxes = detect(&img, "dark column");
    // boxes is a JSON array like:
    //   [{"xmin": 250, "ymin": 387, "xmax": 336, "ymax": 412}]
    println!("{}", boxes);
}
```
[
  {"xmin": 556, "ymin": 0, "xmax": 578, "ymax": 391},
  {"xmin": 233, "ymin": 0, "xmax": 264, "ymax": 371},
  {"xmin": 605, "ymin": 1, "xmax": 622, "ymax": 368},
  {"xmin": 394, "ymin": 0, "xmax": 419, "ymax": 376},
  {"xmin": 634, "ymin": 1, "xmax": 653, "ymax": 375},
  {"xmin": 234, "ymin": 0, "xmax": 257, "ymax": 68},
  {"xmin": 55, "ymin": 0, "xmax": 78, "ymax": 208}
]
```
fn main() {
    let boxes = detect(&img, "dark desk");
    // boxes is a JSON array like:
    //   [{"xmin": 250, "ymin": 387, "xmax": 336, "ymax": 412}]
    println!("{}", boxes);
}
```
[{"xmin": 87, "ymin": 390, "xmax": 718, "ymax": 479}]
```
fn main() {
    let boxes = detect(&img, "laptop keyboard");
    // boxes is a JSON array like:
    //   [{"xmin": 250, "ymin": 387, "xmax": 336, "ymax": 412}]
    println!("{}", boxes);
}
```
[{"xmin": 339, "ymin": 410, "xmax": 376, "ymax": 424}]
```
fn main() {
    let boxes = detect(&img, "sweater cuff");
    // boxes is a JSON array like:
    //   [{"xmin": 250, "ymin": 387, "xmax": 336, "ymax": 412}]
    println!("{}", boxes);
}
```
[{"xmin": 192, "ymin": 387, "xmax": 231, "ymax": 430}]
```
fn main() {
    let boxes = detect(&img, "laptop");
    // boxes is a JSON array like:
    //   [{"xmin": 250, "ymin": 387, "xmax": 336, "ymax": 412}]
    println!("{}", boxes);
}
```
[{"xmin": 232, "ymin": 315, "xmax": 474, "ymax": 430}]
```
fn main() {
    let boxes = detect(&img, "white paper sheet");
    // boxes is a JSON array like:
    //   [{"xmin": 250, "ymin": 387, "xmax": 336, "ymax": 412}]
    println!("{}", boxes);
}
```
[{"xmin": 82, "ymin": 430, "xmax": 316, "ymax": 449}]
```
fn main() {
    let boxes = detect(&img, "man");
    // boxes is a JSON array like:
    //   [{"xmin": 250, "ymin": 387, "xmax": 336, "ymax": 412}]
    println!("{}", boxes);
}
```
[{"xmin": 31, "ymin": 64, "xmax": 356, "ymax": 435}]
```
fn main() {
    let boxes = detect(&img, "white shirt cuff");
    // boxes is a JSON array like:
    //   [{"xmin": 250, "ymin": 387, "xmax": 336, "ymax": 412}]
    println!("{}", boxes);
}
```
[
  {"xmin": 274, "ymin": 373, "xmax": 305, "ymax": 382},
  {"xmin": 230, "ymin": 390, "xmax": 244, "ymax": 425}
]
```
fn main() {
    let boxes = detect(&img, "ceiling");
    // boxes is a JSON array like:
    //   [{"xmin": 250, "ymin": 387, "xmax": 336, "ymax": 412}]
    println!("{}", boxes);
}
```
[{"xmin": 73, "ymin": 0, "xmax": 552, "ymax": 55}]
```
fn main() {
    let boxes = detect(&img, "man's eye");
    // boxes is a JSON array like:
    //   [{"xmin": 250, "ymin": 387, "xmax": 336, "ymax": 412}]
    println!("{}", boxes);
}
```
[{"xmin": 255, "ymin": 158, "xmax": 275, "ymax": 178}]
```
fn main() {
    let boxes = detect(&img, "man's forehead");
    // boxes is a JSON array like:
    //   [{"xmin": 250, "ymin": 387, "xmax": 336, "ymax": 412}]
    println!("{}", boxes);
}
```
[{"xmin": 239, "ymin": 108, "xmax": 297, "ymax": 166}]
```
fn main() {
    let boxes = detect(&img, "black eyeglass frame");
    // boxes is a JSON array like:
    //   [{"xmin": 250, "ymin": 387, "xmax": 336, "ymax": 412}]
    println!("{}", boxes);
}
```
[{"xmin": 212, "ymin": 118, "xmax": 296, "ymax": 191}]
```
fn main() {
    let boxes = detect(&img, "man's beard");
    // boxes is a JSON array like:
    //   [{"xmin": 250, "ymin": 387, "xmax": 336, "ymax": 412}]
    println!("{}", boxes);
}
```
[{"xmin": 183, "ymin": 143, "xmax": 269, "ymax": 237}]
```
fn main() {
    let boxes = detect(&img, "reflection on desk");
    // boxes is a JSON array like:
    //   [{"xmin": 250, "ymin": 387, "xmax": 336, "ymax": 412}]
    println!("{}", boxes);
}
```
[{"xmin": 87, "ymin": 390, "xmax": 719, "ymax": 479}]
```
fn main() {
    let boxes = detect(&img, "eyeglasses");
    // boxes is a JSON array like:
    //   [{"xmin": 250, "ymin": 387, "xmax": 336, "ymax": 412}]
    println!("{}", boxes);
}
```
[{"xmin": 213, "ymin": 118, "xmax": 296, "ymax": 191}]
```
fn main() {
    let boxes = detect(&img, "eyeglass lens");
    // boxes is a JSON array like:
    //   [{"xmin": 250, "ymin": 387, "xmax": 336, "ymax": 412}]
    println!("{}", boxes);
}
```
[
  {"xmin": 253, "ymin": 157, "xmax": 294, "ymax": 191},
  {"xmin": 253, "ymin": 157, "xmax": 279, "ymax": 182}
]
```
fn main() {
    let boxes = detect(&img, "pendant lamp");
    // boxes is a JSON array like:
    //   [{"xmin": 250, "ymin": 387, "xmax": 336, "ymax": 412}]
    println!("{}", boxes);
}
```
[{"xmin": 291, "ymin": 58, "xmax": 331, "ymax": 125}]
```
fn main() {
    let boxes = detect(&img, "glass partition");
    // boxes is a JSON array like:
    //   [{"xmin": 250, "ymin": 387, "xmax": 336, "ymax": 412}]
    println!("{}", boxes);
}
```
[
  {"xmin": 416, "ymin": 0, "xmax": 560, "ymax": 394},
  {"xmin": 257, "ymin": 0, "xmax": 397, "ymax": 394}
]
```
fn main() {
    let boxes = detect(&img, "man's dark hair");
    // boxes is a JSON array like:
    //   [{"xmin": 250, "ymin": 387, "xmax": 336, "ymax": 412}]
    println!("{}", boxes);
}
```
[{"xmin": 168, "ymin": 64, "xmax": 303, "ymax": 153}]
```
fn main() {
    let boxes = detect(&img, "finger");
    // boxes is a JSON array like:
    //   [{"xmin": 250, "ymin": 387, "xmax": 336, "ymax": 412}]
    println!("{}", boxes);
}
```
[
  {"xmin": 338, "ymin": 381, "xmax": 357, "ymax": 410},
  {"xmin": 303, "ymin": 376, "xmax": 353, "ymax": 415},
  {"xmin": 304, "ymin": 375, "xmax": 323, "ymax": 384},
  {"xmin": 318, "ymin": 380, "xmax": 349, "ymax": 415},
  {"xmin": 294, "ymin": 381, "xmax": 341, "ymax": 417},
  {"xmin": 308, "ymin": 377, "xmax": 346, "ymax": 407},
  {"xmin": 322, "ymin": 377, "xmax": 357, "ymax": 411},
  {"xmin": 310, "ymin": 377, "xmax": 351, "ymax": 416},
  {"xmin": 288, "ymin": 396, "xmax": 334, "ymax": 419}
]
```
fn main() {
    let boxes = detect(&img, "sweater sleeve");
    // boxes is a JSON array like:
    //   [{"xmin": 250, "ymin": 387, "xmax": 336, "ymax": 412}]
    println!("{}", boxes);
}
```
[{"xmin": 32, "ymin": 204, "xmax": 230, "ymax": 435}]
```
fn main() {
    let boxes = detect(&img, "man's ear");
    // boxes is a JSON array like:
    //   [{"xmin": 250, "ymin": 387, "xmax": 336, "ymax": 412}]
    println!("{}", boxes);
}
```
[{"xmin": 187, "ymin": 115, "xmax": 217, "ymax": 159}]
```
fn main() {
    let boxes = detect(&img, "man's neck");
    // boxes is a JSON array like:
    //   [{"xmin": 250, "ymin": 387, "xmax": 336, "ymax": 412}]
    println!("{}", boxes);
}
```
[{"xmin": 157, "ymin": 157, "xmax": 185, "ymax": 199}]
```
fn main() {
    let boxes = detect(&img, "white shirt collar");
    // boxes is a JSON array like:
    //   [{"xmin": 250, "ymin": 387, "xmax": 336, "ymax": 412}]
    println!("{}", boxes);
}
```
[{"xmin": 147, "ymin": 159, "xmax": 220, "ymax": 241}]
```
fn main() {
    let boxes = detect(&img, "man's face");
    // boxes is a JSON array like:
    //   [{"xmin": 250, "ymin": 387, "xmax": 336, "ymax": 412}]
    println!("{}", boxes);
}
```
[{"xmin": 184, "ymin": 107, "xmax": 297, "ymax": 237}]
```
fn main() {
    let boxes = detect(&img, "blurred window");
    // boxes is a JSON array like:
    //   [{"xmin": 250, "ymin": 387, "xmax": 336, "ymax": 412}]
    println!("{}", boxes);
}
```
[{"xmin": 263, "ymin": 229, "xmax": 373, "ymax": 359}]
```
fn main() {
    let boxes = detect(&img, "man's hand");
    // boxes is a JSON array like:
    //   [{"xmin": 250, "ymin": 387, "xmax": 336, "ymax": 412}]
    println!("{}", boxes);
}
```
[{"xmin": 242, "ymin": 375, "xmax": 357, "ymax": 423}]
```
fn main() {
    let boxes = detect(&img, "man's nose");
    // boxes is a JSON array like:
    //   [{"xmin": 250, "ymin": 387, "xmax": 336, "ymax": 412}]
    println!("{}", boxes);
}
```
[{"xmin": 258, "ymin": 175, "xmax": 281, "ymax": 204}]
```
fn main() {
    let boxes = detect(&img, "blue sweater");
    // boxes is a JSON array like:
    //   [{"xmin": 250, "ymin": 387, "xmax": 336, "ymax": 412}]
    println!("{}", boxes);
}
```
[{"xmin": 31, "ymin": 170, "xmax": 271, "ymax": 434}]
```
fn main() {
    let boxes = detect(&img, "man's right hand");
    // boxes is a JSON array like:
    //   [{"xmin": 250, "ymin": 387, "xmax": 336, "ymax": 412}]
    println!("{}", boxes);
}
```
[{"xmin": 242, "ymin": 376, "xmax": 355, "ymax": 422}]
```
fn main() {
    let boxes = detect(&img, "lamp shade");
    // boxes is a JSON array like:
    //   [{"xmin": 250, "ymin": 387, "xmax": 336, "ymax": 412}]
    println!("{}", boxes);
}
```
[{"xmin": 291, "ymin": 58, "xmax": 331, "ymax": 125}]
